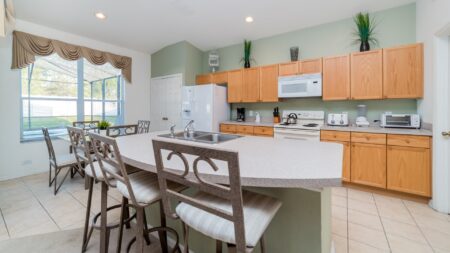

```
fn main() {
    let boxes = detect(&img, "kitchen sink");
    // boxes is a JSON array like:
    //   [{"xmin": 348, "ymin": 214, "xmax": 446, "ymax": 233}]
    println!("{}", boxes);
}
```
[{"xmin": 158, "ymin": 131, "xmax": 242, "ymax": 144}]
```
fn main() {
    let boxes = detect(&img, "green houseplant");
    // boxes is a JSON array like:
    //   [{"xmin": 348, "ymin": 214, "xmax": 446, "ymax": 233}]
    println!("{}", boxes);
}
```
[
  {"xmin": 241, "ymin": 40, "xmax": 253, "ymax": 68},
  {"xmin": 98, "ymin": 120, "xmax": 111, "ymax": 130},
  {"xmin": 353, "ymin": 12, "xmax": 378, "ymax": 52}
]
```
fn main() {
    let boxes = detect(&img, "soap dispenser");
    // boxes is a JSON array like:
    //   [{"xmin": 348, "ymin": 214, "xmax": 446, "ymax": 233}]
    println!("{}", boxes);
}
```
[{"xmin": 255, "ymin": 112, "xmax": 261, "ymax": 123}]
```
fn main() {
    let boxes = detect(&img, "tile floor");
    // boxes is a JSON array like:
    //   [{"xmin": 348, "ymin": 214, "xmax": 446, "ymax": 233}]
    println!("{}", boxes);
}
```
[{"xmin": 0, "ymin": 172, "xmax": 449, "ymax": 253}]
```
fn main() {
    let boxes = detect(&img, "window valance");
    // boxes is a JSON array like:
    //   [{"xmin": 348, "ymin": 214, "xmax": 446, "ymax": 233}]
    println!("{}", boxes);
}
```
[{"xmin": 11, "ymin": 31, "xmax": 132, "ymax": 83}]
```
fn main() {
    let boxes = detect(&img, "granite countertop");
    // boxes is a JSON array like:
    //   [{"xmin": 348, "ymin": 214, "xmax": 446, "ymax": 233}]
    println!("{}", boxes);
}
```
[
  {"xmin": 221, "ymin": 120, "xmax": 276, "ymax": 127},
  {"xmin": 116, "ymin": 131, "xmax": 343, "ymax": 189},
  {"xmin": 320, "ymin": 125, "xmax": 433, "ymax": 136}
]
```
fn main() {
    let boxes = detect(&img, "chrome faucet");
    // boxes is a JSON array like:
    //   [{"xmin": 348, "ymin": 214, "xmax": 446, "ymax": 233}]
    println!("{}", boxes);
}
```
[
  {"xmin": 170, "ymin": 124, "xmax": 176, "ymax": 137},
  {"xmin": 184, "ymin": 120, "xmax": 195, "ymax": 137}
]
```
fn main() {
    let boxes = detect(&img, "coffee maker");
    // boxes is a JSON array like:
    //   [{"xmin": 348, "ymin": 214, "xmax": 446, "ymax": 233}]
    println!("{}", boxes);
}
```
[{"xmin": 237, "ymin": 108, "xmax": 245, "ymax": 122}]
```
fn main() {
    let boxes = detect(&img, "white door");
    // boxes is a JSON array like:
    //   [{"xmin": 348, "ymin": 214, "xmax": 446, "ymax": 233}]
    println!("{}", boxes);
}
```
[{"xmin": 150, "ymin": 74, "xmax": 182, "ymax": 131}]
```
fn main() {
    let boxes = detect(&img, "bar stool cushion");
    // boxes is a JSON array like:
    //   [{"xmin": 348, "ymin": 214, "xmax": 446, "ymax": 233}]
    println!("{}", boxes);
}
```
[
  {"xmin": 55, "ymin": 153, "xmax": 78, "ymax": 167},
  {"xmin": 86, "ymin": 162, "xmax": 119, "ymax": 186},
  {"xmin": 116, "ymin": 171, "xmax": 183, "ymax": 206},
  {"xmin": 175, "ymin": 190, "xmax": 282, "ymax": 248}
]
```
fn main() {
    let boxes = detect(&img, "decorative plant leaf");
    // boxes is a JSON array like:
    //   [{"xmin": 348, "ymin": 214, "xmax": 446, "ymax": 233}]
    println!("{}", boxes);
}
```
[
  {"xmin": 241, "ymin": 39, "xmax": 252, "ymax": 63},
  {"xmin": 352, "ymin": 12, "xmax": 378, "ymax": 46}
]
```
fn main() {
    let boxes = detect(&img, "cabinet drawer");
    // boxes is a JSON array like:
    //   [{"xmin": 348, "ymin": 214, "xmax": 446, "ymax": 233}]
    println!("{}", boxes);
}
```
[
  {"xmin": 320, "ymin": 130, "xmax": 350, "ymax": 142},
  {"xmin": 351, "ymin": 132, "xmax": 386, "ymax": 145},
  {"xmin": 220, "ymin": 124, "xmax": 236, "ymax": 133},
  {"xmin": 253, "ymin": 126, "xmax": 274, "ymax": 137},
  {"xmin": 387, "ymin": 134, "xmax": 430, "ymax": 148},
  {"xmin": 236, "ymin": 125, "xmax": 254, "ymax": 135}
]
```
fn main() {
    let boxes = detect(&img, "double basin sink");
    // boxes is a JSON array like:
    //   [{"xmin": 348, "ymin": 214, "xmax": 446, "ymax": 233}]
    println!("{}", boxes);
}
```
[{"xmin": 158, "ymin": 131, "xmax": 242, "ymax": 144}]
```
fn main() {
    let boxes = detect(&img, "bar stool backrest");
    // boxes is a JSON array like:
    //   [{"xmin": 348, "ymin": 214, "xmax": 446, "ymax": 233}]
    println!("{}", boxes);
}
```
[
  {"xmin": 137, "ymin": 120, "xmax": 151, "ymax": 134},
  {"xmin": 106, "ymin": 124, "xmax": 138, "ymax": 138},
  {"xmin": 42, "ymin": 128, "xmax": 57, "ymax": 167},
  {"xmin": 152, "ymin": 139, "xmax": 247, "ymax": 252},
  {"xmin": 72, "ymin": 120, "xmax": 100, "ymax": 133},
  {"xmin": 67, "ymin": 126, "xmax": 99, "ymax": 180}
]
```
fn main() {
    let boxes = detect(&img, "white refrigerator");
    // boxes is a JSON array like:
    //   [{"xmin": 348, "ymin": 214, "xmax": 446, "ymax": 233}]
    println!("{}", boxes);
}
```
[{"xmin": 181, "ymin": 84, "xmax": 229, "ymax": 132}]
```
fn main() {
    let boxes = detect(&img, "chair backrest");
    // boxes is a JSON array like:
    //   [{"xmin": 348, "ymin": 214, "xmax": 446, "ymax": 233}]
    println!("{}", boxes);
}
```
[
  {"xmin": 72, "ymin": 120, "xmax": 100, "ymax": 133},
  {"xmin": 89, "ymin": 132, "xmax": 139, "ymax": 202},
  {"xmin": 67, "ymin": 126, "xmax": 100, "ymax": 180},
  {"xmin": 152, "ymin": 140, "xmax": 246, "ymax": 252},
  {"xmin": 42, "ymin": 128, "xmax": 57, "ymax": 166},
  {"xmin": 137, "ymin": 120, "xmax": 151, "ymax": 134},
  {"xmin": 106, "ymin": 124, "xmax": 138, "ymax": 138}
]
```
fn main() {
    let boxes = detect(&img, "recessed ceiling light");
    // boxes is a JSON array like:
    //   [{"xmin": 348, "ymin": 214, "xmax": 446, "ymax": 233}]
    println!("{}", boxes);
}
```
[
  {"xmin": 245, "ymin": 16, "xmax": 254, "ymax": 23},
  {"xmin": 95, "ymin": 12, "xmax": 107, "ymax": 20}
]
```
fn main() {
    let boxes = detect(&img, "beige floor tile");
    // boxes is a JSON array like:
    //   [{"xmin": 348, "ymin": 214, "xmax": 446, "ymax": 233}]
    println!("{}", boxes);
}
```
[
  {"xmin": 332, "ymin": 234, "xmax": 347, "ymax": 253},
  {"xmin": 376, "ymin": 200, "xmax": 415, "ymax": 225},
  {"xmin": 348, "ymin": 239, "xmax": 390, "ymax": 253},
  {"xmin": 348, "ymin": 209, "xmax": 383, "ymax": 231},
  {"xmin": 382, "ymin": 217, "xmax": 428, "ymax": 244},
  {"xmin": 414, "ymin": 214, "xmax": 450, "ymax": 236},
  {"xmin": 435, "ymin": 248, "xmax": 450, "ymax": 253},
  {"xmin": 403, "ymin": 200, "xmax": 450, "ymax": 221},
  {"xmin": 422, "ymin": 227, "xmax": 450, "ymax": 251},
  {"xmin": 332, "ymin": 195, "xmax": 347, "ymax": 208},
  {"xmin": 348, "ymin": 189, "xmax": 374, "ymax": 203},
  {"xmin": 387, "ymin": 233, "xmax": 433, "ymax": 253},
  {"xmin": 348, "ymin": 198, "xmax": 378, "ymax": 216},
  {"xmin": 0, "ymin": 211, "xmax": 9, "ymax": 242},
  {"xmin": 4, "ymin": 208, "xmax": 59, "ymax": 238},
  {"xmin": 348, "ymin": 223, "xmax": 389, "ymax": 251},
  {"xmin": 332, "ymin": 205, "xmax": 347, "ymax": 221},
  {"xmin": 332, "ymin": 187, "xmax": 347, "ymax": 197},
  {"xmin": 332, "ymin": 218, "xmax": 347, "ymax": 238}
]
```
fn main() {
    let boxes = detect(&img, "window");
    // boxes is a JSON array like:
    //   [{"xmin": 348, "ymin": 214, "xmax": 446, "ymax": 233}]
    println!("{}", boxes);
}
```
[{"xmin": 21, "ymin": 54, "xmax": 124, "ymax": 141}]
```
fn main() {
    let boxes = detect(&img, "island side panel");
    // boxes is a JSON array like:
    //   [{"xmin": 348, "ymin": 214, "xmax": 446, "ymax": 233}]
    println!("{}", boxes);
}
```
[{"xmin": 145, "ymin": 187, "xmax": 332, "ymax": 253}]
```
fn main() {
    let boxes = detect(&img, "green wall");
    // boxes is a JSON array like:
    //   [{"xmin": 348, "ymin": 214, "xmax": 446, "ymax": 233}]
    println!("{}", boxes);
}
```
[{"xmin": 151, "ymin": 41, "xmax": 203, "ymax": 84}]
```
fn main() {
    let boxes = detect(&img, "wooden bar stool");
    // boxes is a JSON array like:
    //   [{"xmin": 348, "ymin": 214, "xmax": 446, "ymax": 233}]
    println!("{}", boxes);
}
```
[
  {"xmin": 152, "ymin": 140, "xmax": 282, "ymax": 253},
  {"xmin": 89, "ymin": 133, "xmax": 185, "ymax": 253},
  {"xmin": 68, "ymin": 126, "xmax": 137, "ymax": 253}
]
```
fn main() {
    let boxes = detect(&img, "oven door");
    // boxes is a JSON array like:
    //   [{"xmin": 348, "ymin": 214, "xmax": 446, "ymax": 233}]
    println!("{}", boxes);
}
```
[{"xmin": 274, "ymin": 128, "xmax": 320, "ymax": 141}]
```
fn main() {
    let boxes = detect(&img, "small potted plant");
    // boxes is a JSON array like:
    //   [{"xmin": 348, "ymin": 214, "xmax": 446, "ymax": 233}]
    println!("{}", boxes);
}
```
[
  {"xmin": 240, "ymin": 40, "xmax": 253, "ymax": 68},
  {"xmin": 353, "ymin": 12, "xmax": 378, "ymax": 52},
  {"xmin": 98, "ymin": 120, "xmax": 111, "ymax": 130}
]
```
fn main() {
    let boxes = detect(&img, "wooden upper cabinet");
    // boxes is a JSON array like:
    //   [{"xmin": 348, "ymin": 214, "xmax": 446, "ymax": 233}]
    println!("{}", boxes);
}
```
[
  {"xmin": 383, "ymin": 43, "xmax": 424, "ymax": 98},
  {"xmin": 196, "ymin": 74, "xmax": 212, "ymax": 85},
  {"xmin": 242, "ymin": 67, "xmax": 260, "ymax": 102},
  {"xmin": 211, "ymin": 71, "xmax": 228, "ymax": 84},
  {"xmin": 351, "ymin": 50, "xmax": 383, "ymax": 100},
  {"xmin": 259, "ymin": 64, "xmax": 279, "ymax": 102},
  {"xmin": 278, "ymin": 62, "xmax": 299, "ymax": 76},
  {"xmin": 227, "ymin": 69, "xmax": 243, "ymax": 103},
  {"xmin": 299, "ymin": 58, "xmax": 322, "ymax": 74},
  {"xmin": 322, "ymin": 55, "xmax": 351, "ymax": 101}
]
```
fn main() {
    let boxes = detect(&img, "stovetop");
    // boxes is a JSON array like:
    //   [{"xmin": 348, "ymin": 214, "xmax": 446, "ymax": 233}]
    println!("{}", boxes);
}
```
[{"xmin": 274, "ymin": 121, "xmax": 323, "ymax": 131}]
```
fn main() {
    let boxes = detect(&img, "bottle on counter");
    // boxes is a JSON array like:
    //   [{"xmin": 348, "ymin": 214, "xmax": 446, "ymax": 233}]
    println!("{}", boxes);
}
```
[{"xmin": 255, "ymin": 112, "xmax": 261, "ymax": 123}]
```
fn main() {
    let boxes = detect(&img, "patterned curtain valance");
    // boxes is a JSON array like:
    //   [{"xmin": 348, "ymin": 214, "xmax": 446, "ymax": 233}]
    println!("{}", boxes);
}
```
[{"xmin": 11, "ymin": 30, "xmax": 132, "ymax": 83}]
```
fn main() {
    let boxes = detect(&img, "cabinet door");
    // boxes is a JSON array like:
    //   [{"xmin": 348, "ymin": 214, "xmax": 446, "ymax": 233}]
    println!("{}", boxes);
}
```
[
  {"xmin": 351, "ymin": 50, "xmax": 383, "ymax": 100},
  {"xmin": 196, "ymin": 74, "xmax": 212, "ymax": 85},
  {"xmin": 236, "ymin": 125, "xmax": 254, "ymax": 135},
  {"xmin": 242, "ymin": 67, "xmax": 260, "ymax": 102},
  {"xmin": 220, "ymin": 124, "xmax": 237, "ymax": 134},
  {"xmin": 322, "ymin": 55, "xmax": 350, "ymax": 100},
  {"xmin": 299, "ymin": 58, "xmax": 322, "ymax": 74},
  {"xmin": 351, "ymin": 143, "xmax": 387, "ymax": 188},
  {"xmin": 259, "ymin": 64, "xmax": 279, "ymax": 102},
  {"xmin": 211, "ymin": 71, "xmax": 228, "ymax": 84},
  {"xmin": 387, "ymin": 146, "xmax": 431, "ymax": 197},
  {"xmin": 227, "ymin": 70, "xmax": 243, "ymax": 103},
  {"xmin": 383, "ymin": 43, "xmax": 424, "ymax": 98},
  {"xmin": 322, "ymin": 140, "xmax": 351, "ymax": 182},
  {"xmin": 278, "ymin": 62, "xmax": 299, "ymax": 76}
]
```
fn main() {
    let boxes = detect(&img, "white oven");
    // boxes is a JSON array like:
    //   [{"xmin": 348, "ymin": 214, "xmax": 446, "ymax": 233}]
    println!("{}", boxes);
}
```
[
  {"xmin": 274, "ymin": 128, "xmax": 320, "ymax": 141},
  {"xmin": 278, "ymin": 73, "xmax": 322, "ymax": 98}
]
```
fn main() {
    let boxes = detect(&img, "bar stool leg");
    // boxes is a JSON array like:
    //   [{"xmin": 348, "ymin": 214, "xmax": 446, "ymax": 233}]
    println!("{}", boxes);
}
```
[
  {"xmin": 100, "ymin": 182, "xmax": 109, "ymax": 253},
  {"xmin": 116, "ymin": 197, "xmax": 127, "ymax": 253},
  {"xmin": 182, "ymin": 222, "xmax": 189, "ymax": 253},
  {"xmin": 260, "ymin": 235, "xmax": 266, "ymax": 253},
  {"xmin": 123, "ymin": 198, "xmax": 131, "ymax": 229},
  {"xmin": 215, "ymin": 240, "xmax": 222, "ymax": 253},
  {"xmin": 142, "ymin": 210, "xmax": 151, "ymax": 245},
  {"xmin": 82, "ymin": 177, "xmax": 94, "ymax": 252},
  {"xmin": 135, "ymin": 207, "xmax": 145, "ymax": 253},
  {"xmin": 158, "ymin": 201, "xmax": 168, "ymax": 253}
]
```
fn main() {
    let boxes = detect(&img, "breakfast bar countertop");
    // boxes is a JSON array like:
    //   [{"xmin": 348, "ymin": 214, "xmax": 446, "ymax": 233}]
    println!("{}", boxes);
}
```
[{"xmin": 116, "ymin": 131, "xmax": 343, "ymax": 189}]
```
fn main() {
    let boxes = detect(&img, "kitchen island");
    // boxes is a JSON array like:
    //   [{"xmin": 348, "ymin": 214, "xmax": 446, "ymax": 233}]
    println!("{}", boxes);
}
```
[{"xmin": 116, "ymin": 132, "xmax": 343, "ymax": 253}]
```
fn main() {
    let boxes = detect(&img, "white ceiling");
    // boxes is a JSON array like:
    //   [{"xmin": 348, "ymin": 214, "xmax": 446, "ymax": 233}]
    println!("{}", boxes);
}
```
[{"xmin": 13, "ymin": 0, "xmax": 416, "ymax": 54}]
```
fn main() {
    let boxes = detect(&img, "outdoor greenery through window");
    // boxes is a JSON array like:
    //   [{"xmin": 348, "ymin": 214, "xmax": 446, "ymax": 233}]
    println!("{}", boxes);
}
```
[{"xmin": 21, "ymin": 54, "xmax": 124, "ymax": 141}]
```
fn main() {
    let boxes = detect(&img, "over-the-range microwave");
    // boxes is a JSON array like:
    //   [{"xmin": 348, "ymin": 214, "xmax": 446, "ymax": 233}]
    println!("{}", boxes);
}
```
[{"xmin": 278, "ymin": 73, "xmax": 322, "ymax": 98}]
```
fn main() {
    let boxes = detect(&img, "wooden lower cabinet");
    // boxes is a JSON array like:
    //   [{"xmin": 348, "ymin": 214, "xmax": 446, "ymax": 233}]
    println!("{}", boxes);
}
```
[
  {"xmin": 220, "ymin": 124, "xmax": 236, "ymax": 134},
  {"xmin": 351, "ymin": 142, "xmax": 387, "ymax": 188},
  {"xmin": 220, "ymin": 124, "xmax": 273, "ymax": 137},
  {"xmin": 253, "ymin": 126, "xmax": 274, "ymax": 137},
  {"xmin": 387, "ymin": 143, "xmax": 431, "ymax": 197},
  {"xmin": 322, "ymin": 140, "xmax": 351, "ymax": 182}
]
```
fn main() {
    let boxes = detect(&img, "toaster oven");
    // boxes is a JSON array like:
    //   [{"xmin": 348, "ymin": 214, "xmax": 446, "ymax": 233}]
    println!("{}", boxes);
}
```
[{"xmin": 380, "ymin": 113, "xmax": 421, "ymax": 129}]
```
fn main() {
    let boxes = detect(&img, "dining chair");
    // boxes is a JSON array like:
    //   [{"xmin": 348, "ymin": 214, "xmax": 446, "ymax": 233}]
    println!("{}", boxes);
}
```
[
  {"xmin": 72, "ymin": 120, "xmax": 100, "ymax": 133},
  {"xmin": 106, "ymin": 124, "xmax": 138, "ymax": 138},
  {"xmin": 68, "ymin": 126, "xmax": 137, "ymax": 253},
  {"xmin": 42, "ymin": 127, "xmax": 83, "ymax": 195},
  {"xmin": 152, "ymin": 140, "xmax": 282, "ymax": 253},
  {"xmin": 89, "ymin": 133, "xmax": 184, "ymax": 253},
  {"xmin": 137, "ymin": 120, "xmax": 151, "ymax": 134}
]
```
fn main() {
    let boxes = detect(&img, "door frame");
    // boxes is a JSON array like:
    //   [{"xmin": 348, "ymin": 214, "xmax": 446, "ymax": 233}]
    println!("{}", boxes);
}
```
[{"xmin": 431, "ymin": 23, "xmax": 450, "ymax": 213}]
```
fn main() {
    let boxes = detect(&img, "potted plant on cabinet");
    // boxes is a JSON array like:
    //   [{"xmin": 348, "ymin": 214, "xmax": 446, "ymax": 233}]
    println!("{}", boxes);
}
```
[
  {"xmin": 353, "ymin": 12, "xmax": 378, "ymax": 52},
  {"xmin": 240, "ymin": 40, "xmax": 253, "ymax": 68}
]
